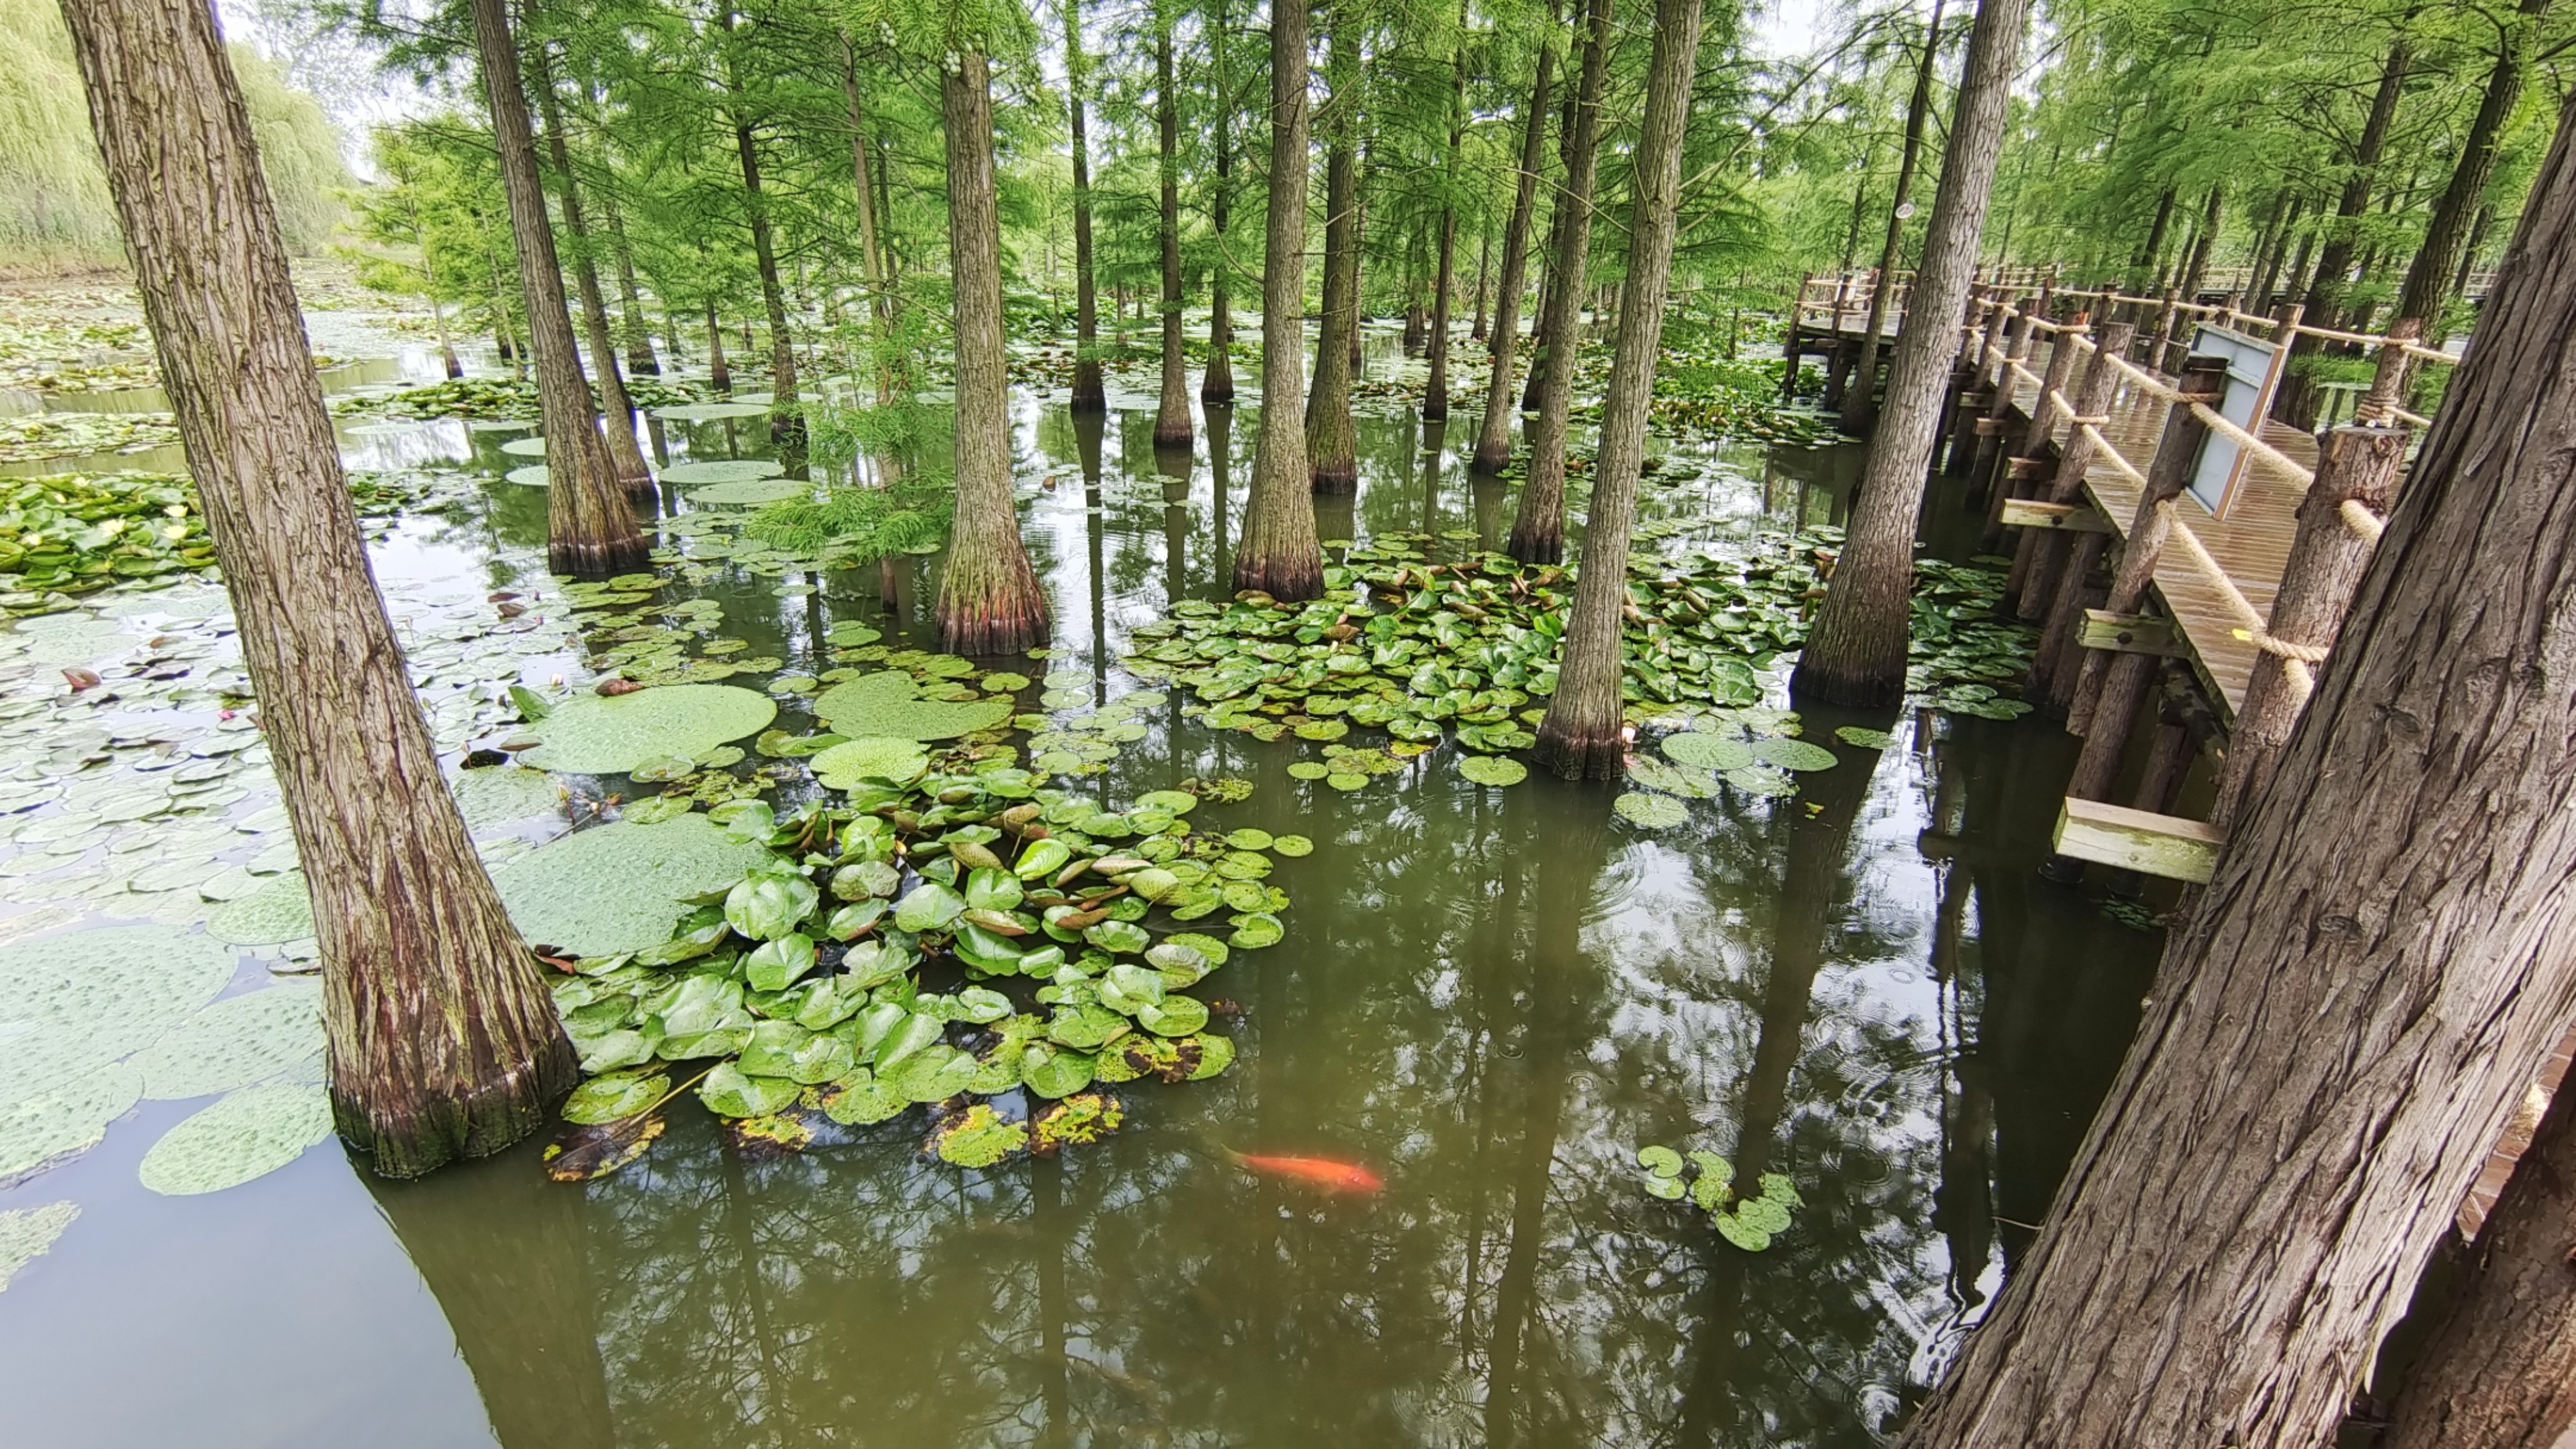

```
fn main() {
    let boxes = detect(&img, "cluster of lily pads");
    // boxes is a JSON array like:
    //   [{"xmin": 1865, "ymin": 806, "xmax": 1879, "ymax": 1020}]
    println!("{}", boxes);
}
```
[
  {"xmin": 1637, "ymin": 1144, "xmax": 1805, "ymax": 1251},
  {"xmin": 1121, "ymin": 528, "xmax": 2034, "ymax": 819},
  {"xmin": 0, "ymin": 309, "xmax": 159, "ymax": 393},
  {"xmin": 0, "ymin": 411, "xmax": 181, "ymax": 466},
  {"xmin": 341, "ymin": 373, "xmax": 719, "ymax": 424}
]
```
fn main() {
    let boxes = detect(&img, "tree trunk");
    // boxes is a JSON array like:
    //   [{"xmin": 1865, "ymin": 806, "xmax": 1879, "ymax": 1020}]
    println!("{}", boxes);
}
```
[
  {"xmin": 1840, "ymin": 0, "xmax": 1946, "ymax": 435},
  {"xmin": 838, "ymin": 33, "xmax": 894, "ymax": 402},
  {"xmin": 705, "ymin": 297, "xmax": 729, "ymax": 393},
  {"xmin": 722, "ymin": 46, "xmax": 799, "ymax": 443},
  {"xmin": 597, "ymin": 190, "xmax": 658, "ymax": 378},
  {"xmin": 1503, "ymin": 0, "xmax": 1613, "ymax": 563},
  {"xmin": 532, "ymin": 51, "xmax": 653, "ymax": 494},
  {"xmin": 2130, "ymin": 185, "xmax": 2176, "ymax": 295},
  {"xmin": 2381, "ymin": 1069, "xmax": 2576, "ymax": 1449},
  {"xmin": 2178, "ymin": 185, "xmax": 2222, "ymax": 302},
  {"xmin": 1066, "ymin": 0, "xmax": 1104, "ymax": 413},
  {"xmin": 1470, "ymin": 224, "xmax": 1490, "ymax": 342},
  {"xmin": 1791, "ymin": 0, "xmax": 2030, "ymax": 708},
  {"xmin": 64, "ymin": 0, "xmax": 576, "ymax": 1177},
  {"xmin": 1152, "ymin": 14, "xmax": 1191, "ymax": 447},
  {"xmin": 2279, "ymin": 35, "xmax": 2411, "ymax": 426},
  {"xmin": 1307, "ymin": 12, "xmax": 1360, "ymax": 494},
  {"xmin": 1231, "ymin": 0, "xmax": 1323, "ymax": 599},
  {"xmin": 1469, "ymin": 38, "xmax": 1555, "ymax": 473},
  {"xmin": 1534, "ymin": 0, "xmax": 1703, "ymax": 778},
  {"xmin": 1422, "ymin": 8, "xmax": 1468, "ymax": 420},
  {"xmin": 2396, "ymin": 0, "xmax": 2552, "ymax": 336},
  {"xmin": 1896, "ymin": 86, "xmax": 2576, "ymax": 1449},
  {"xmin": 468, "ymin": 0, "xmax": 640, "ymax": 576},
  {"xmin": 1201, "ymin": 0, "xmax": 1235, "ymax": 405},
  {"xmin": 936, "ymin": 52, "xmax": 1048, "ymax": 654}
]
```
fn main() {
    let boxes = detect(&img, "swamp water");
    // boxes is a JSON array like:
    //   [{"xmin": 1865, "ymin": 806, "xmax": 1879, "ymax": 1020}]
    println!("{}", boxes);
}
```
[{"xmin": 0, "ymin": 343, "xmax": 2161, "ymax": 1447}]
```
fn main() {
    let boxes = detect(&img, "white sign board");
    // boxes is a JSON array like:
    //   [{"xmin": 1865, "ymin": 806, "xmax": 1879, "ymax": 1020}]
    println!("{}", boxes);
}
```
[{"xmin": 2183, "ymin": 324, "xmax": 2288, "ymax": 519}]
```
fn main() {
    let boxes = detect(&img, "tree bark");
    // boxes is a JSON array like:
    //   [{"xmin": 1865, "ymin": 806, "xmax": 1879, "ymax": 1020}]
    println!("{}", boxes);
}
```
[
  {"xmin": 2381, "ymin": 1069, "xmax": 2576, "ymax": 1449},
  {"xmin": 704, "ymin": 296, "xmax": 729, "ymax": 393},
  {"xmin": 2279, "ymin": 35, "xmax": 2411, "ymax": 426},
  {"xmin": 468, "ymin": 0, "xmax": 640, "ymax": 576},
  {"xmin": 2397, "ymin": 0, "xmax": 2552, "ymax": 337},
  {"xmin": 1152, "ymin": 12, "xmax": 1191, "ymax": 447},
  {"xmin": 1306, "ymin": 9, "xmax": 1360, "ymax": 494},
  {"xmin": 1793, "ymin": 0, "xmax": 2029, "ymax": 708},
  {"xmin": 723, "ymin": 54, "xmax": 799, "ymax": 442},
  {"xmin": 1897, "ymin": 86, "xmax": 2576, "ymax": 1449},
  {"xmin": 596, "ymin": 189, "xmax": 658, "ymax": 378},
  {"xmin": 1534, "ymin": 0, "xmax": 1702, "ymax": 778},
  {"xmin": 935, "ymin": 52, "xmax": 1048, "ymax": 654},
  {"xmin": 532, "ymin": 50, "xmax": 653, "ymax": 494},
  {"xmin": 1200, "ymin": 0, "xmax": 1236, "ymax": 405},
  {"xmin": 1840, "ymin": 0, "xmax": 1946, "ymax": 436},
  {"xmin": 1503, "ymin": 0, "xmax": 1612, "ymax": 563},
  {"xmin": 1422, "ymin": 0, "xmax": 1468, "ymax": 423},
  {"xmin": 63, "ymin": 0, "xmax": 576, "ymax": 1177},
  {"xmin": 1064, "ymin": 0, "xmax": 1104, "ymax": 413},
  {"xmin": 838, "ymin": 33, "xmax": 894, "ymax": 402},
  {"xmin": 1469, "ymin": 37, "xmax": 1554, "ymax": 473},
  {"xmin": 1232, "ymin": 0, "xmax": 1323, "ymax": 599}
]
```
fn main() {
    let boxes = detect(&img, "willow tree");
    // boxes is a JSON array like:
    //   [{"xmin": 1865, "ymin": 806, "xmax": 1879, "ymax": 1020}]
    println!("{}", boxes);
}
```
[
  {"xmin": 1534, "ymin": 0, "xmax": 1704, "ymax": 777},
  {"xmin": 1232, "ymin": 0, "xmax": 1323, "ymax": 598},
  {"xmin": 1898, "ymin": 90, "xmax": 2576, "ymax": 1449},
  {"xmin": 1468, "ymin": 33, "xmax": 1553, "ymax": 473},
  {"xmin": 1201, "ymin": 0, "xmax": 1237, "ymax": 404},
  {"xmin": 1501, "ymin": 0, "xmax": 1611, "ymax": 564},
  {"xmin": 1306, "ymin": 3, "xmax": 1362, "ymax": 492},
  {"xmin": 61, "ymin": 0, "xmax": 575, "ymax": 1175},
  {"xmin": 1151, "ymin": 1, "xmax": 1191, "ymax": 446},
  {"xmin": 937, "ymin": 45, "xmax": 1049, "ymax": 652},
  {"xmin": 1791, "ymin": 0, "xmax": 2027, "ymax": 708},
  {"xmin": 1064, "ymin": 0, "xmax": 1105, "ymax": 413},
  {"xmin": 470, "ymin": 0, "xmax": 641, "ymax": 575}
]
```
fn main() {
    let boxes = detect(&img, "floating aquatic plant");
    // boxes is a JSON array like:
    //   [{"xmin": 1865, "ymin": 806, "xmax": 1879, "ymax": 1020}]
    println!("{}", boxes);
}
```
[
  {"xmin": 136, "ymin": 1082, "xmax": 334, "ymax": 1196},
  {"xmin": 513, "ymin": 682, "xmax": 777, "ymax": 774},
  {"xmin": 1637, "ymin": 1144, "xmax": 1805, "ymax": 1251},
  {"xmin": 0, "ymin": 1201, "xmax": 78, "ymax": 1290}
]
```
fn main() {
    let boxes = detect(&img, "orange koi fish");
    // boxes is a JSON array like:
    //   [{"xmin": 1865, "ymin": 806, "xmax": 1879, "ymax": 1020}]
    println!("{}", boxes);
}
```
[{"xmin": 1225, "ymin": 1149, "xmax": 1384, "ymax": 1194}]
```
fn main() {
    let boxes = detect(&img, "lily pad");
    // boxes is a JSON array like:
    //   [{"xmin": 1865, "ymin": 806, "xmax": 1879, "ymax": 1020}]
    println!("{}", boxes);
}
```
[
  {"xmin": 136, "ymin": 1082, "xmax": 334, "ymax": 1195},
  {"xmin": 810, "ymin": 736, "xmax": 930, "ymax": 790},
  {"xmin": 503, "ymin": 464, "xmax": 550, "ymax": 487},
  {"xmin": 812, "ymin": 672, "xmax": 1014, "ymax": 742},
  {"xmin": 1614, "ymin": 792, "xmax": 1690, "ymax": 829},
  {"xmin": 0, "ymin": 926, "xmax": 236, "ymax": 1108},
  {"xmin": 653, "ymin": 401, "xmax": 771, "ymax": 421},
  {"xmin": 497, "ymin": 435, "xmax": 550, "ymax": 456},
  {"xmin": 1751, "ymin": 738, "xmax": 1839, "ymax": 772},
  {"xmin": 1271, "ymin": 835, "xmax": 1313, "ymax": 858},
  {"xmin": 1456, "ymin": 755, "xmax": 1528, "ymax": 787},
  {"xmin": 516, "ymin": 684, "xmax": 777, "ymax": 774},
  {"xmin": 1834, "ymin": 724, "xmax": 1900, "ymax": 749},
  {"xmin": 128, "ymin": 983, "xmax": 323, "ymax": 1100},
  {"xmin": 0, "ymin": 1201, "xmax": 78, "ymax": 1291},
  {"xmin": 688, "ymin": 479, "xmax": 810, "ymax": 506},
  {"xmin": 488, "ymin": 814, "xmax": 775, "ymax": 956},
  {"xmin": 658, "ymin": 458, "xmax": 785, "ymax": 485},
  {"xmin": 930, "ymin": 1102, "xmax": 1029, "ymax": 1167},
  {"xmin": 451, "ymin": 766, "xmax": 560, "ymax": 829},
  {"xmin": 560, "ymin": 1069, "xmax": 670, "ymax": 1125},
  {"xmin": 0, "ymin": 1061, "xmax": 141, "ymax": 1181},
  {"xmin": 1661, "ymin": 733, "xmax": 1757, "ymax": 771}
]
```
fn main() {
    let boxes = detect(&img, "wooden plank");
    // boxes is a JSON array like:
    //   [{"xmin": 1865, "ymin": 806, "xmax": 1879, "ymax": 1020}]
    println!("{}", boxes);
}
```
[
  {"xmin": 2053, "ymin": 797, "xmax": 2223, "ymax": 883},
  {"xmin": 2001, "ymin": 498, "xmax": 2112, "ymax": 532},
  {"xmin": 2079, "ymin": 609, "xmax": 2187, "ymax": 656}
]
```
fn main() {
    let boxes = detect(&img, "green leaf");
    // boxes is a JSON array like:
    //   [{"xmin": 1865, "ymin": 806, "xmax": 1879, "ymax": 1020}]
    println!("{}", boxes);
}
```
[
  {"xmin": 1661, "ymin": 733, "xmax": 1757, "ymax": 771},
  {"xmin": 892, "ymin": 881, "xmax": 967, "ymax": 933},
  {"xmin": 562, "ymin": 1071, "xmax": 669, "ymax": 1125},
  {"xmin": 517, "ymin": 684, "xmax": 777, "ymax": 774},
  {"xmin": 964, "ymin": 867, "xmax": 1025, "ymax": 912},
  {"xmin": 1752, "ymin": 738, "xmax": 1839, "ymax": 772},
  {"xmin": 697, "ymin": 1063, "xmax": 799, "ymax": 1119},
  {"xmin": 136, "ymin": 1084, "xmax": 333, "ymax": 1196},
  {"xmin": 1014, "ymin": 837, "xmax": 1073, "ymax": 879},
  {"xmin": 1136, "ymin": 995, "xmax": 1209, "ymax": 1037},
  {"xmin": 744, "ymin": 932, "xmax": 819, "ymax": 991},
  {"xmin": 1614, "ymin": 792, "xmax": 1690, "ymax": 829},
  {"xmin": 726, "ymin": 872, "xmax": 818, "ymax": 941},
  {"xmin": 1019, "ymin": 1043, "xmax": 1099, "ymax": 1099},
  {"xmin": 1637, "ymin": 1144, "xmax": 1685, "ymax": 1178},
  {"xmin": 1834, "ymin": 724, "xmax": 1900, "ymax": 749},
  {"xmin": 1227, "ymin": 913, "xmax": 1284, "ymax": 949}
]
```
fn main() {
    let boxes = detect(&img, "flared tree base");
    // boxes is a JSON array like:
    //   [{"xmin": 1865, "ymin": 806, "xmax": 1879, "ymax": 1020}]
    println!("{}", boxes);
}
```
[
  {"xmin": 335, "ymin": 1030, "xmax": 578, "ymax": 1180},
  {"xmin": 1505, "ymin": 524, "xmax": 1564, "ymax": 566},
  {"xmin": 1788, "ymin": 650, "xmax": 1908, "ymax": 710},
  {"xmin": 1535, "ymin": 719, "xmax": 1625, "ymax": 781},
  {"xmin": 1201, "ymin": 382, "xmax": 1236, "ymax": 406},
  {"xmin": 937, "ymin": 588, "xmax": 1051, "ymax": 656},
  {"xmin": 549, "ymin": 532, "xmax": 652, "ymax": 578},
  {"xmin": 1153, "ymin": 417, "xmax": 1194, "ymax": 448},
  {"xmin": 1232, "ymin": 550, "xmax": 1323, "ymax": 603},
  {"xmin": 1069, "ymin": 365, "xmax": 1107, "ymax": 415},
  {"xmin": 1422, "ymin": 389, "xmax": 1450, "ymax": 422},
  {"xmin": 1468, "ymin": 440, "xmax": 1513, "ymax": 475},
  {"xmin": 1312, "ymin": 459, "xmax": 1357, "ymax": 494}
]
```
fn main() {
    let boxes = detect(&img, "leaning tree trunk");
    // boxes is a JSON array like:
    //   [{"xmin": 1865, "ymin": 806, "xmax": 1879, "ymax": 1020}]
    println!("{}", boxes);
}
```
[
  {"xmin": 1422, "ymin": 2, "xmax": 1468, "ymax": 422},
  {"xmin": 1469, "ymin": 38, "xmax": 1555, "ymax": 474},
  {"xmin": 62, "ymin": 0, "xmax": 577, "ymax": 1177},
  {"xmin": 533, "ymin": 53, "xmax": 653, "ymax": 494},
  {"xmin": 1065, "ymin": 0, "xmax": 1105, "ymax": 414},
  {"xmin": 2380, "ymin": 1069, "xmax": 2576, "ymax": 1449},
  {"xmin": 1503, "ymin": 0, "xmax": 1613, "ymax": 565},
  {"xmin": 1897, "ymin": 86, "xmax": 2576, "ymax": 1449},
  {"xmin": 2396, "ymin": 0, "xmax": 2552, "ymax": 337},
  {"xmin": 1791, "ymin": 0, "xmax": 2029, "ymax": 708},
  {"xmin": 936, "ymin": 52, "xmax": 1049, "ymax": 654},
  {"xmin": 1533, "ymin": 0, "xmax": 1703, "ymax": 778},
  {"xmin": 1152, "ymin": 15, "xmax": 1191, "ymax": 447},
  {"xmin": 468, "ymin": 0, "xmax": 640, "ymax": 576},
  {"xmin": 1200, "ymin": 0, "xmax": 1235, "ymax": 404},
  {"xmin": 1307, "ymin": 12, "xmax": 1361, "ymax": 494},
  {"xmin": 1839, "ymin": 0, "xmax": 1944, "ymax": 437},
  {"xmin": 1231, "ymin": 0, "xmax": 1322, "ymax": 600}
]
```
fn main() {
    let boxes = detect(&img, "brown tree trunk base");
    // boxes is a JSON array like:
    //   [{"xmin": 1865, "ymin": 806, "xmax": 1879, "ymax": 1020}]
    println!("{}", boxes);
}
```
[
  {"xmin": 1153, "ymin": 417, "xmax": 1193, "ymax": 448},
  {"xmin": 1423, "ymin": 388, "xmax": 1450, "ymax": 422},
  {"xmin": 1535, "ymin": 721, "xmax": 1625, "ymax": 781},
  {"xmin": 333, "ymin": 1032, "xmax": 578, "ymax": 1178},
  {"xmin": 1201, "ymin": 361, "xmax": 1234, "ymax": 405},
  {"xmin": 1069, "ymin": 364, "xmax": 1105, "ymax": 412},
  {"xmin": 936, "ymin": 590, "xmax": 1050, "ymax": 656},
  {"xmin": 1232, "ymin": 550, "xmax": 1323, "ymax": 602},
  {"xmin": 1469, "ymin": 438, "xmax": 1513, "ymax": 475},
  {"xmin": 1790, "ymin": 646, "xmax": 1909, "ymax": 710},
  {"xmin": 1505, "ymin": 523, "xmax": 1564, "ymax": 567},
  {"xmin": 1311, "ymin": 458, "xmax": 1357, "ymax": 494},
  {"xmin": 549, "ymin": 532, "xmax": 651, "ymax": 578}
]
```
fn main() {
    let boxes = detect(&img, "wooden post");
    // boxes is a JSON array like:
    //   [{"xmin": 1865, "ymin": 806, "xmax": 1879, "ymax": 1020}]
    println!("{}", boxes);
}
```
[
  {"xmin": 1970, "ymin": 295, "xmax": 2040, "ymax": 493},
  {"xmin": 2065, "ymin": 355, "xmax": 2227, "ymax": 787},
  {"xmin": 2101, "ymin": 671, "xmax": 2203, "ymax": 895},
  {"xmin": 2206, "ymin": 425, "xmax": 2409, "ymax": 829},
  {"xmin": 2020, "ymin": 320, "xmax": 2135, "ymax": 623},
  {"xmin": 1780, "ymin": 271, "xmax": 1811, "ymax": 401},
  {"xmin": 1989, "ymin": 308, "xmax": 2089, "ymax": 555},
  {"xmin": 2357, "ymin": 316, "xmax": 2422, "ymax": 424},
  {"xmin": 1947, "ymin": 295, "xmax": 2011, "ymax": 475}
]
